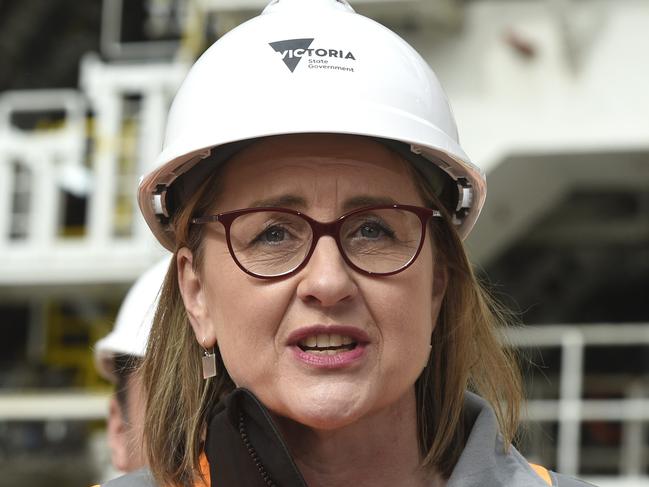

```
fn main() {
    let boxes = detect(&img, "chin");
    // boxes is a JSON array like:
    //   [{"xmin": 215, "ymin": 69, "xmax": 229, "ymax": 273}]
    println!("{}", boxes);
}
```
[
  {"xmin": 290, "ymin": 407, "xmax": 361, "ymax": 431},
  {"xmin": 272, "ymin": 383, "xmax": 373, "ymax": 431}
]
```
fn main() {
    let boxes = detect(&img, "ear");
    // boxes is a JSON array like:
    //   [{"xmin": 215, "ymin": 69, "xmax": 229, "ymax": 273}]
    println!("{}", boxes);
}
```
[
  {"xmin": 107, "ymin": 396, "xmax": 130, "ymax": 472},
  {"xmin": 431, "ymin": 260, "xmax": 448, "ymax": 323},
  {"xmin": 432, "ymin": 261, "xmax": 448, "ymax": 298},
  {"xmin": 177, "ymin": 248, "xmax": 216, "ymax": 347}
]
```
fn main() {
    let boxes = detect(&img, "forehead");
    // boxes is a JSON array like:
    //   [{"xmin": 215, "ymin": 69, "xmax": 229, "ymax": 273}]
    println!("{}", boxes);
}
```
[{"xmin": 216, "ymin": 134, "xmax": 423, "ymax": 210}]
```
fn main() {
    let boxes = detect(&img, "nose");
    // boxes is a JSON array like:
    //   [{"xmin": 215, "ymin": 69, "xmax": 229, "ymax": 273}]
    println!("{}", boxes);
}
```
[{"xmin": 296, "ymin": 236, "xmax": 358, "ymax": 307}]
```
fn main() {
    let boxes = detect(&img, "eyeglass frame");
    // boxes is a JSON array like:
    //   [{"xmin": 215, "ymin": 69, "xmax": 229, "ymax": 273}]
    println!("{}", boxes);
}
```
[{"xmin": 191, "ymin": 204, "xmax": 443, "ymax": 279}]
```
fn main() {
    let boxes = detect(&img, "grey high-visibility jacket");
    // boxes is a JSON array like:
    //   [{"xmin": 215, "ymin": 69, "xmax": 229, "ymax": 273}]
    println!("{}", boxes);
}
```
[
  {"xmin": 101, "ymin": 391, "xmax": 596, "ymax": 487},
  {"xmin": 445, "ymin": 392, "xmax": 594, "ymax": 487}
]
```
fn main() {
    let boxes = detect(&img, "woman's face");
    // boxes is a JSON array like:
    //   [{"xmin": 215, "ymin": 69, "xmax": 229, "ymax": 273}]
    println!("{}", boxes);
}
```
[{"xmin": 179, "ymin": 134, "xmax": 446, "ymax": 430}]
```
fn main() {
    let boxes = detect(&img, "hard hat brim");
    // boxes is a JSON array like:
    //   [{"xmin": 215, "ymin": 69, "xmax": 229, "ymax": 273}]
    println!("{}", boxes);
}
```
[{"xmin": 139, "ymin": 100, "xmax": 485, "ymax": 251}]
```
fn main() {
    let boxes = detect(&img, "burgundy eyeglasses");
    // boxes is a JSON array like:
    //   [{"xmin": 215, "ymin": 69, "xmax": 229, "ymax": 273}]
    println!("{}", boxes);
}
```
[{"xmin": 191, "ymin": 204, "xmax": 442, "ymax": 279}]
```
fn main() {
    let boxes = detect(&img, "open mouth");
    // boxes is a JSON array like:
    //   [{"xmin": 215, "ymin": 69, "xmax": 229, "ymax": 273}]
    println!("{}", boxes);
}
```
[{"xmin": 297, "ymin": 334, "xmax": 358, "ymax": 355}]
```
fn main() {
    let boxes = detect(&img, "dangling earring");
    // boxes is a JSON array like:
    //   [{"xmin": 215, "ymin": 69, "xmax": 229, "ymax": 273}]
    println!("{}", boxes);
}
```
[{"xmin": 202, "ymin": 336, "xmax": 217, "ymax": 379}]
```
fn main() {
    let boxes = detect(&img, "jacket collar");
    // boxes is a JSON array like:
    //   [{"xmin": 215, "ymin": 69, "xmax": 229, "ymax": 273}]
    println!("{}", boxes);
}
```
[{"xmin": 446, "ymin": 392, "xmax": 548, "ymax": 487}]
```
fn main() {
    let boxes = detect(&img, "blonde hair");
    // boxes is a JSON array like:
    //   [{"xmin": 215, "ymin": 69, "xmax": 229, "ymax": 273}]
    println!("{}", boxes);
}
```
[{"xmin": 141, "ymin": 152, "xmax": 523, "ymax": 486}]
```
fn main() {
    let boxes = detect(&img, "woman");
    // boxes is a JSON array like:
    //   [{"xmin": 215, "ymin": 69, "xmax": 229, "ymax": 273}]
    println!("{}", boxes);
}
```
[{"xmin": 103, "ymin": 0, "xmax": 595, "ymax": 486}]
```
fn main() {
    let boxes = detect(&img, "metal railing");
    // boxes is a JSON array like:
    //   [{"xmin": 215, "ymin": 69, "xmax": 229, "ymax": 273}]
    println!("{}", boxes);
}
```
[
  {"xmin": 507, "ymin": 324, "xmax": 649, "ymax": 484},
  {"xmin": 0, "ymin": 56, "xmax": 187, "ymax": 285}
]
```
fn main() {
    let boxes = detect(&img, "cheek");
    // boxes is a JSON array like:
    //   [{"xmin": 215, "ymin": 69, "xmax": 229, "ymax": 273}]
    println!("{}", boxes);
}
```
[
  {"xmin": 203, "ymin": 256, "xmax": 294, "ymax": 384},
  {"xmin": 210, "ymin": 293, "xmax": 280, "ymax": 387},
  {"xmin": 369, "ymin": 254, "xmax": 435, "ymax": 363},
  {"xmin": 382, "ymin": 284, "xmax": 433, "ymax": 350}
]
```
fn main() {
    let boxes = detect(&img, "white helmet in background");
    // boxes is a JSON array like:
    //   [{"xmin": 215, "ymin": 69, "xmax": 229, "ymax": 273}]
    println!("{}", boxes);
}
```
[
  {"xmin": 138, "ymin": 0, "xmax": 486, "ymax": 250},
  {"xmin": 94, "ymin": 257, "xmax": 170, "ymax": 382}
]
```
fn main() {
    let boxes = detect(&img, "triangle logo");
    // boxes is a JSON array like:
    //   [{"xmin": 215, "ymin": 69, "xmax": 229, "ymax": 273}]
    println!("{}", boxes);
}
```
[{"xmin": 269, "ymin": 38, "xmax": 315, "ymax": 72}]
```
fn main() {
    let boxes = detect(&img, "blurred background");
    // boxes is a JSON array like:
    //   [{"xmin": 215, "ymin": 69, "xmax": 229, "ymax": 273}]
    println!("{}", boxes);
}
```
[{"xmin": 0, "ymin": 0, "xmax": 647, "ymax": 485}]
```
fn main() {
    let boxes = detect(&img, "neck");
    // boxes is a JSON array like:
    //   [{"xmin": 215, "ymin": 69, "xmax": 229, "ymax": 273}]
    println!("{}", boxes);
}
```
[{"xmin": 276, "ymin": 389, "xmax": 441, "ymax": 487}]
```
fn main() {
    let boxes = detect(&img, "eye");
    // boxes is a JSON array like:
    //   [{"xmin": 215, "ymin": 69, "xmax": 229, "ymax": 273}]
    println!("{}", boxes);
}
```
[
  {"xmin": 360, "ymin": 222, "xmax": 383, "ymax": 239},
  {"xmin": 253, "ymin": 225, "xmax": 289, "ymax": 245},
  {"xmin": 350, "ymin": 219, "xmax": 395, "ymax": 240}
]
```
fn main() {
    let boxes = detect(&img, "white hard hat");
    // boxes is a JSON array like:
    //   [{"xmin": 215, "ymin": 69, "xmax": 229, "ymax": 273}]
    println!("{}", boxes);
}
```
[
  {"xmin": 138, "ymin": 0, "xmax": 486, "ymax": 250},
  {"xmin": 94, "ymin": 257, "xmax": 170, "ymax": 382}
]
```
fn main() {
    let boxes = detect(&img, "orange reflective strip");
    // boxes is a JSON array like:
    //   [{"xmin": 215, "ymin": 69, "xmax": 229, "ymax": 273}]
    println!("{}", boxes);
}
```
[
  {"xmin": 194, "ymin": 453, "xmax": 211, "ymax": 487},
  {"xmin": 529, "ymin": 463, "xmax": 552, "ymax": 486}
]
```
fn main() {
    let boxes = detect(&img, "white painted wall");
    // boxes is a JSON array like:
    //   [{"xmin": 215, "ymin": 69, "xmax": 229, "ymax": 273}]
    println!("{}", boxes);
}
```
[{"xmin": 405, "ymin": 0, "xmax": 649, "ymax": 261}]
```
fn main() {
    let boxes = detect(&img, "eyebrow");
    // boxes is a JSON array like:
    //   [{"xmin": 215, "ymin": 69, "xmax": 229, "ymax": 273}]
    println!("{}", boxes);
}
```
[
  {"xmin": 342, "ymin": 195, "xmax": 397, "ymax": 211},
  {"xmin": 249, "ymin": 195, "xmax": 308, "ymax": 209},
  {"xmin": 248, "ymin": 194, "xmax": 397, "ymax": 212}
]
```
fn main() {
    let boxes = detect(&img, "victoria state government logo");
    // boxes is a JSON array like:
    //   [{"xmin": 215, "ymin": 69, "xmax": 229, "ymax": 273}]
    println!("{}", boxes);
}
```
[{"xmin": 269, "ymin": 38, "xmax": 357, "ymax": 73}]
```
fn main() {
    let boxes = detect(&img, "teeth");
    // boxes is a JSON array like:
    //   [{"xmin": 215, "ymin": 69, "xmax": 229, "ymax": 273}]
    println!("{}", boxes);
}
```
[
  {"xmin": 304, "ymin": 348, "xmax": 349, "ymax": 355},
  {"xmin": 316, "ymin": 334, "xmax": 330, "ymax": 348},
  {"xmin": 298, "ymin": 333, "xmax": 357, "ymax": 349}
]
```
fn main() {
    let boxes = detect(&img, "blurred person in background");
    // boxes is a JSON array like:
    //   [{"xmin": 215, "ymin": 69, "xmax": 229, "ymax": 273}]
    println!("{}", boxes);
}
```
[
  {"xmin": 101, "ymin": 0, "xmax": 595, "ymax": 486},
  {"xmin": 94, "ymin": 257, "xmax": 169, "ymax": 473}
]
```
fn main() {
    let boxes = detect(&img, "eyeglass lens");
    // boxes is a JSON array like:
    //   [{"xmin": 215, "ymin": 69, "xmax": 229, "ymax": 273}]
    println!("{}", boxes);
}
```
[{"xmin": 228, "ymin": 208, "xmax": 423, "ymax": 277}]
